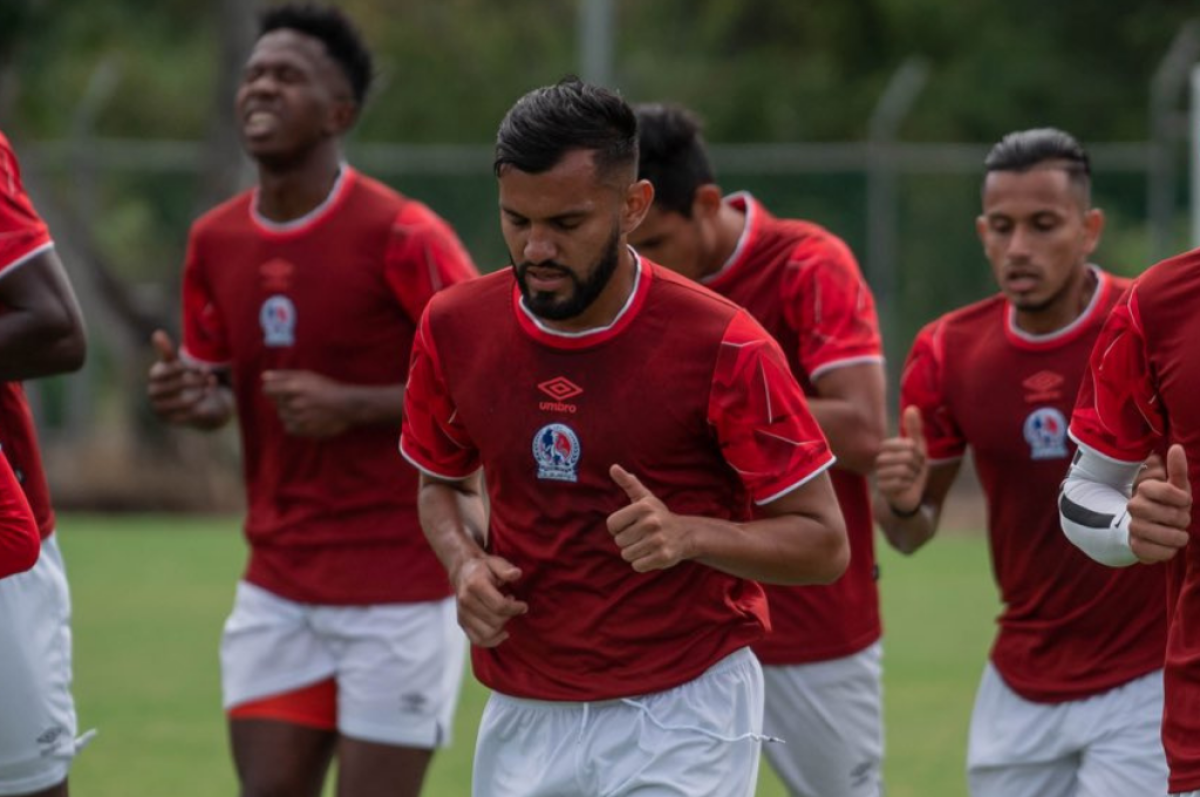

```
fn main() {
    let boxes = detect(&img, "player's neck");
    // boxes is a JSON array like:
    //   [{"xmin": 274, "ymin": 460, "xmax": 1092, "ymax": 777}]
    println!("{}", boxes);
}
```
[
  {"xmin": 255, "ymin": 151, "xmax": 343, "ymax": 223},
  {"xmin": 703, "ymin": 202, "xmax": 747, "ymax": 279},
  {"xmin": 1013, "ymin": 266, "xmax": 1097, "ymax": 336}
]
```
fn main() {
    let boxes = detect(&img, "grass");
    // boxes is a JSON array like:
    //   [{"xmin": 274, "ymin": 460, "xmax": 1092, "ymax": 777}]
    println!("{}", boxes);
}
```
[{"xmin": 58, "ymin": 514, "xmax": 997, "ymax": 796}]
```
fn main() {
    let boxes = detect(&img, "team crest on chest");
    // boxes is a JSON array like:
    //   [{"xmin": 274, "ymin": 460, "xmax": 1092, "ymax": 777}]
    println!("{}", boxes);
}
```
[
  {"xmin": 1023, "ymin": 407, "xmax": 1068, "ymax": 460},
  {"xmin": 533, "ymin": 423, "xmax": 581, "ymax": 482},
  {"xmin": 260, "ymin": 295, "xmax": 296, "ymax": 347}
]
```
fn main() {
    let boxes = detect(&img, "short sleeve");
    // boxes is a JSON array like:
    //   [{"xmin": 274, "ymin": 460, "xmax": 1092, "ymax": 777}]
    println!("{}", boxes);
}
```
[
  {"xmin": 0, "ymin": 135, "xmax": 53, "ymax": 276},
  {"xmin": 399, "ymin": 307, "xmax": 480, "ymax": 479},
  {"xmin": 179, "ymin": 231, "xmax": 232, "ymax": 366},
  {"xmin": 783, "ymin": 234, "xmax": 883, "ymax": 381},
  {"xmin": 708, "ymin": 310, "xmax": 835, "ymax": 505},
  {"xmin": 384, "ymin": 202, "xmax": 478, "ymax": 323},
  {"xmin": 1069, "ymin": 285, "xmax": 1163, "ymax": 462},
  {"xmin": 901, "ymin": 320, "xmax": 966, "ymax": 462}
]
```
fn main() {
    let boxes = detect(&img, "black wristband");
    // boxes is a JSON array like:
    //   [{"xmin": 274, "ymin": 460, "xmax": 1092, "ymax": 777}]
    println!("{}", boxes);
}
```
[{"xmin": 888, "ymin": 500, "xmax": 922, "ymax": 519}]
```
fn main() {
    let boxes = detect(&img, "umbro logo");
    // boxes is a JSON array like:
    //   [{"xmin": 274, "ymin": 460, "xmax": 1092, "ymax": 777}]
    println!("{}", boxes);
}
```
[
  {"xmin": 538, "ymin": 377, "xmax": 583, "ymax": 401},
  {"xmin": 1023, "ymin": 370, "xmax": 1064, "ymax": 403},
  {"xmin": 538, "ymin": 377, "xmax": 582, "ymax": 414},
  {"xmin": 260, "ymin": 258, "xmax": 295, "ymax": 292}
]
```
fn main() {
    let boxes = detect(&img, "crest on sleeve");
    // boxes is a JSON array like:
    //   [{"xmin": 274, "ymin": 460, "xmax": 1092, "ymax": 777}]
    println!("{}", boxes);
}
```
[
  {"xmin": 533, "ymin": 423, "xmax": 581, "ymax": 482},
  {"xmin": 260, "ymin": 295, "xmax": 296, "ymax": 347},
  {"xmin": 1023, "ymin": 407, "xmax": 1068, "ymax": 460}
]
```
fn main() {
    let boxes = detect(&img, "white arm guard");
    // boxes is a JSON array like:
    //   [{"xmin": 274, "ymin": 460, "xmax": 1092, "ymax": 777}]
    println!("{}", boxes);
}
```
[{"xmin": 1059, "ymin": 445, "xmax": 1142, "ymax": 567}]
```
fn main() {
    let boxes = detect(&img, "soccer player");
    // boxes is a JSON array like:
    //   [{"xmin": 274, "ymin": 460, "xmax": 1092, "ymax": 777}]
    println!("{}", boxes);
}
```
[
  {"xmin": 1060, "ymin": 252, "xmax": 1200, "ymax": 794},
  {"xmin": 875, "ymin": 128, "xmax": 1167, "ymax": 796},
  {"xmin": 0, "ymin": 456, "xmax": 39, "ymax": 580},
  {"xmin": 0, "ymin": 129, "xmax": 90, "ymax": 797},
  {"xmin": 145, "ymin": 6, "xmax": 477, "ymax": 797},
  {"xmin": 400, "ymin": 78, "xmax": 850, "ymax": 797},
  {"xmin": 630, "ymin": 102, "xmax": 886, "ymax": 797}
]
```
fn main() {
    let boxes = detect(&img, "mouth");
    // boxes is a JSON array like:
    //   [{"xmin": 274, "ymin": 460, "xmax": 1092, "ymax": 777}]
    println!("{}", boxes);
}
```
[
  {"xmin": 242, "ymin": 109, "xmax": 280, "ymax": 140},
  {"xmin": 1004, "ymin": 270, "xmax": 1041, "ymax": 293},
  {"xmin": 520, "ymin": 264, "xmax": 572, "ymax": 293}
]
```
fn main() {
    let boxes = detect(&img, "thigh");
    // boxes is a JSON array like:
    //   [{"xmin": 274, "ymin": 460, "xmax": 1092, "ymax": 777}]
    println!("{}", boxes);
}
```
[
  {"xmin": 336, "ymin": 737, "xmax": 433, "ymax": 797},
  {"xmin": 320, "ymin": 597, "xmax": 465, "ymax": 750},
  {"xmin": 0, "ymin": 537, "xmax": 81, "ymax": 797},
  {"xmin": 229, "ymin": 718, "xmax": 336, "ymax": 797},
  {"xmin": 967, "ymin": 664, "xmax": 1077, "ymax": 797},
  {"xmin": 472, "ymin": 693, "xmax": 582, "ymax": 797},
  {"xmin": 600, "ymin": 648, "xmax": 764, "ymax": 797},
  {"xmin": 1076, "ymin": 670, "xmax": 1168, "ymax": 797},
  {"xmin": 220, "ymin": 581, "xmax": 336, "ymax": 710},
  {"xmin": 761, "ymin": 642, "xmax": 883, "ymax": 797}
]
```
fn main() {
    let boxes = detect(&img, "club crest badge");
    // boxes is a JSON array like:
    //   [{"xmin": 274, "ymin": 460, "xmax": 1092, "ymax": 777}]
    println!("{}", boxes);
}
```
[
  {"xmin": 260, "ymin": 295, "xmax": 296, "ymax": 347},
  {"xmin": 1023, "ymin": 407, "xmax": 1068, "ymax": 460},
  {"xmin": 533, "ymin": 423, "xmax": 581, "ymax": 482}
]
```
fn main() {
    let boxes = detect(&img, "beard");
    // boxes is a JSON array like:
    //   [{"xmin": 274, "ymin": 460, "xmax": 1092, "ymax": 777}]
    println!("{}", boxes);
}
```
[{"xmin": 514, "ymin": 228, "xmax": 622, "ymax": 322}]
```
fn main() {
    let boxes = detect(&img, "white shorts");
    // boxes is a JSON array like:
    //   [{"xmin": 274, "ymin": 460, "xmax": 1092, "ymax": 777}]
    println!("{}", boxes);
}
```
[
  {"xmin": 761, "ymin": 641, "xmax": 884, "ymax": 797},
  {"xmin": 0, "ymin": 535, "xmax": 92, "ymax": 796},
  {"xmin": 220, "ymin": 581, "xmax": 465, "ymax": 749},
  {"xmin": 968, "ymin": 663, "xmax": 1167, "ymax": 797},
  {"xmin": 473, "ymin": 647, "xmax": 766, "ymax": 797}
]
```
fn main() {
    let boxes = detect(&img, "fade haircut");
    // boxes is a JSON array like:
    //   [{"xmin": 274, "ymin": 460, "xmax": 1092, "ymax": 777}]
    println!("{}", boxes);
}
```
[
  {"xmin": 984, "ymin": 127, "xmax": 1092, "ymax": 206},
  {"xmin": 634, "ymin": 103, "xmax": 715, "ymax": 218},
  {"xmin": 494, "ymin": 77, "xmax": 638, "ymax": 185},
  {"xmin": 260, "ymin": 3, "xmax": 374, "ymax": 107}
]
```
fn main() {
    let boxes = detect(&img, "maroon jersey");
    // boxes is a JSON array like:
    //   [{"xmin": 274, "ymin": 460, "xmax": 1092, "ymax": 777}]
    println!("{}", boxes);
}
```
[
  {"xmin": 1070, "ymin": 251, "xmax": 1200, "ymax": 792},
  {"xmin": 0, "ymin": 453, "xmax": 38, "ymax": 578},
  {"xmin": 400, "ymin": 259, "xmax": 835, "ymax": 701},
  {"xmin": 0, "ymin": 131, "xmax": 55, "ymax": 539},
  {"xmin": 903, "ymin": 268, "xmax": 1164, "ymax": 703},
  {"xmin": 704, "ymin": 194, "xmax": 883, "ymax": 664},
  {"xmin": 181, "ymin": 167, "xmax": 477, "ymax": 604}
]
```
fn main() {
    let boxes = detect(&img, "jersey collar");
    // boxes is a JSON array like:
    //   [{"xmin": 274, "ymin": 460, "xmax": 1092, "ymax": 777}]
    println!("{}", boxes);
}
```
[
  {"xmin": 249, "ymin": 165, "xmax": 355, "ymax": 237},
  {"xmin": 702, "ymin": 191, "xmax": 760, "ymax": 290},
  {"xmin": 1004, "ymin": 265, "xmax": 1113, "ymax": 350},
  {"xmin": 512, "ymin": 249, "xmax": 653, "ymax": 349}
]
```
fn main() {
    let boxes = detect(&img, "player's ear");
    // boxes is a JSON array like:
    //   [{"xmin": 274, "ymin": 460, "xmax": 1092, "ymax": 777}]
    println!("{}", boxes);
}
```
[
  {"xmin": 692, "ymin": 184, "xmax": 723, "ymax": 220},
  {"xmin": 622, "ymin": 179, "xmax": 654, "ymax": 235},
  {"xmin": 1082, "ymin": 208, "xmax": 1105, "ymax": 256},
  {"xmin": 974, "ymin": 214, "xmax": 988, "ymax": 245}
]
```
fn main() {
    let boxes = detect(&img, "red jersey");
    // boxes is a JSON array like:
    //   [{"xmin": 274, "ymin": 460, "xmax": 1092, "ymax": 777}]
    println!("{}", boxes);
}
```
[
  {"xmin": 903, "ymin": 268, "xmax": 1164, "ymax": 703},
  {"xmin": 400, "ymin": 259, "xmax": 835, "ymax": 701},
  {"xmin": 0, "ymin": 453, "xmax": 38, "ymax": 578},
  {"xmin": 1070, "ymin": 250, "xmax": 1200, "ymax": 792},
  {"xmin": 181, "ymin": 166, "xmax": 477, "ymax": 605},
  {"xmin": 704, "ymin": 194, "xmax": 883, "ymax": 664},
  {"xmin": 0, "ymin": 131, "xmax": 55, "ymax": 539}
]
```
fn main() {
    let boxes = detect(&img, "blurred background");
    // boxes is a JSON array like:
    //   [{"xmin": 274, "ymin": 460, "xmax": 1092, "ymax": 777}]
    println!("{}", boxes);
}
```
[{"xmin": 3, "ymin": 0, "xmax": 1199, "ymax": 513}]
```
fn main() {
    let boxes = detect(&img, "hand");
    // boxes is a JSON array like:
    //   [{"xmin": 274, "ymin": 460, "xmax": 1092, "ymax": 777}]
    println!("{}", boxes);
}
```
[
  {"xmin": 1134, "ymin": 452, "xmax": 1166, "ymax": 491},
  {"xmin": 606, "ymin": 464, "xmax": 693, "ymax": 573},
  {"xmin": 146, "ymin": 330, "xmax": 225, "ymax": 426},
  {"xmin": 1127, "ymin": 443, "xmax": 1192, "ymax": 564},
  {"xmin": 875, "ymin": 406, "xmax": 928, "ymax": 516},
  {"xmin": 261, "ymin": 370, "xmax": 350, "ymax": 438},
  {"xmin": 451, "ymin": 555, "xmax": 528, "ymax": 647}
]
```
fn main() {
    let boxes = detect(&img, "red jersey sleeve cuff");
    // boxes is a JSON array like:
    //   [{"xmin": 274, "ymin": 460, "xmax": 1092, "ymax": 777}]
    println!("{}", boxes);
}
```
[
  {"xmin": 753, "ymin": 452, "xmax": 837, "ymax": 506},
  {"xmin": 1067, "ymin": 428, "xmax": 1148, "ymax": 465},
  {"xmin": 398, "ymin": 435, "xmax": 480, "ymax": 482}
]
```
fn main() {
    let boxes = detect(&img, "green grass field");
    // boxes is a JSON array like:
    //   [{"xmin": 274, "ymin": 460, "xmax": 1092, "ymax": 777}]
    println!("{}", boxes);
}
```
[{"xmin": 59, "ymin": 514, "xmax": 997, "ymax": 796}]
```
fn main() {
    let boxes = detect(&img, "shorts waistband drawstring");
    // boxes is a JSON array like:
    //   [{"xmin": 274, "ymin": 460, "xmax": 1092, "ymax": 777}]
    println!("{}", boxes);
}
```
[{"xmin": 618, "ymin": 698, "xmax": 784, "ymax": 745}]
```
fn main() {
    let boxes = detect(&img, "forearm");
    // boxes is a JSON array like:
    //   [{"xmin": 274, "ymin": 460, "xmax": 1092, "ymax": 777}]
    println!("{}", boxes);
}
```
[
  {"xmin": 418, "ymin": 475, "xmax": 489, "ymax": 580},
  {"xmin": 335, "ymin": 383, "xmax": 406, "ymax": 428},
  {"xmin": 0, "ymin": 310, "xmax": 86, "ymax": 381},
  {"xmin": 873, "ymin": 493, "xmax": 938, "ymax": 555},
  {"xmin": 689, "ymin": 511, "xmax": 848, "ymax": 586},
  {"xmin": 807, "ymin": 395, "xmax": 884, "ymax": 474},
  {"xmin": 1059, "ymin": 447, "xmax": 1140, "ymax": 567}
]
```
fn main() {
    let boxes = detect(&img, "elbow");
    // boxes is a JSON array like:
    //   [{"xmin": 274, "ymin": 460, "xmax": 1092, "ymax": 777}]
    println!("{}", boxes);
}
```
[
  {"xmin": 807, "ymin": 515, "xmax": 851, "ymax": 585},
  {"xmin": 834, "ymin": 428, "xmax": 885, "ymax": 475},
  {"xmin": 38, "ymin": 314, "xmax": 88, "ymax": 375}
]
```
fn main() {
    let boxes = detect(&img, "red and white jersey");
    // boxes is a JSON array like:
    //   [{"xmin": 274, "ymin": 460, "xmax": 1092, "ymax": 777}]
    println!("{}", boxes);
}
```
[
  {"xmin": 0, "ymin": 452, "xmax": 38, "ymax": 578},
  {"xmin": 702, "ymin": 193, "xmax": 883, "ymax": 664},
  {"xmin": 1070, "ymin": 250, "xmax": 1200, "ymax": 793},
  {"xmin": 400, "ymin": 258, "xmax": 835, "ymax": 701},
  {"xmin": 181, "ymin": 166, "xmax": 477, "ymax": 605},
  {"xmin": 0, "ymin": 131, "xmax": 55, "ymax": 539},
  {"xmin": 903, "ymin": 268, "xmax": 1164, "ymax": 703}
]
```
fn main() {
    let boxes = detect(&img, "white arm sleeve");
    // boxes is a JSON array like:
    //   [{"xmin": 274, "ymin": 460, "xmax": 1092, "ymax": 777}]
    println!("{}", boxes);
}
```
[{"xmin": 1059, "ymin": 444, "xmax": 1143, "ymax": 567}]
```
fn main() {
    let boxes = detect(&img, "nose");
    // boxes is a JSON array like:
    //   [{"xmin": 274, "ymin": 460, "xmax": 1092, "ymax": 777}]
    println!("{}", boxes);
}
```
[
  {"xmin": 523, "ymin": 226, "xmax": 556, "ymax": 264},
  {"xmin": 1007, "ymin": 223, "xmax": 1034, "ymax": 260}
]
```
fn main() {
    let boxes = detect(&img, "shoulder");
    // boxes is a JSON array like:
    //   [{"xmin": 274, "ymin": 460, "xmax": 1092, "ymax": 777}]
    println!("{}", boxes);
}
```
[
  {"xmin": 1130, "ymin": 247, "xmax": 1200, "ymax": 303},
  {"xmin": 427, "ymin": 268, "xmax": 510, "ymax": 314},
  {"xmin": 652, "ymin": 262, "xmax": 744, "ymax": 315},
  {"xmin": 191, "ymin": 189, "xmax": 255, "ymax": 239}
]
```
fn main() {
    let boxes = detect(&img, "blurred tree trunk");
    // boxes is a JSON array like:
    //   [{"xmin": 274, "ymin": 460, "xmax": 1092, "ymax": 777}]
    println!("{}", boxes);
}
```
[{"xmin": 198, "ymin": 0, "xmax": 259, "ymax": 214}]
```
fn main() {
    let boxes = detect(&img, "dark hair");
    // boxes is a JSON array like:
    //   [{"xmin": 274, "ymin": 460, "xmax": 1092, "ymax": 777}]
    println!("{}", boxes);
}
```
[
  {"xmin": 494, "ymin": 77, "xmax": 638, "ymax": 183},
  {"xmin": 634, "ymin": 103, "xmax": 715, "ymax": 217},
  {"xmin": 984, "ymin": 127, "xmax": 1091, "ymax": 203},
  {"xmin": 260, "ymin": 3, "xmax": 373, "ymax": 106}
]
